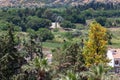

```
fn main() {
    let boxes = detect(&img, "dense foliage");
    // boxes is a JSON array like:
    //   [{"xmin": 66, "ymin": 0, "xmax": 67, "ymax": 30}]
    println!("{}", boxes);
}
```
[
  {"xmin": 60, "ymin": 21, "xmax": 76, "ymax": 28},
  {"xmin": 83, "ymin": 22, "xmax": 109, "ymax": 67},
  {"xmin": 0, "ymin": 22, "xmax": 119, "ymax": 80},
  {"xmin": 0, "ymin": 4, "xmax": 120, "ymax": 79},
  {"xmin": 37, "ymin": 28, "xmax": 54, "ymax": 41},
  {"xmin": 0, "ymin": 26, "xmax": 25, "ymax": 79},
  {"xmin": 0, "ymin": 5, "xmax": 120, "ymax": 31}
]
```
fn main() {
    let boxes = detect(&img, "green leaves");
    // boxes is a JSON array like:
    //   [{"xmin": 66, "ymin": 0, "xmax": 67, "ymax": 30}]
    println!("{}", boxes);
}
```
[
  {"xmin": 22, "ymin": 56, "xmax": 51, "ymax": 80},
  {"xmin": 59, "ymin": 71, "xmax": 80, "ymax": 80},
  {"xmin": 81, "ymin": 64, "xmax": 103, "ymax": 80},
  {"xmin": 22, "ymin": 56, "xmax": 50, "ymax": 72},
  {"xmin": 37, "ymin": 28, "xmax": 54, "ymax": 41},
  {"xmin": 0, "ymin": 26, "xmax": 23, "ymax": 79},
  {"xmin": 60, "ymin": 20, "xmax": 76, "ymax": 29},
  {"xmin": 26, "ymin": 16, "xmax": 51, "ymax": 31}
]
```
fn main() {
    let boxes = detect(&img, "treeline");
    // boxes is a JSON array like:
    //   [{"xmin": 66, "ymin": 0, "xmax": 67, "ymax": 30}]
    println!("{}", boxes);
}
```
[
  {"xmin": 0, "ymin": 8, "xmax": 52, "ymax": 31},
  {"xmin": 58, "ymin": 6, "xmax": 120, "ymax": 27},
  {"xmin": 77, "ymin": 2, "xmax": 120, "ymax": 10},
  {"xmin": 60, "ymin": 7, "xmax": 120, "ymax": 25},
  {"xmin": 0, "ymin": 5, "xmax": 120, "ymax": 32}
]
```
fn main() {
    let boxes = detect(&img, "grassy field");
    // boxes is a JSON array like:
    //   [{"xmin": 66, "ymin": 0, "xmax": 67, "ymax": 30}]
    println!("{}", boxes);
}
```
[
  {"xmin": 110, "ymin": 39, "xmax": 120, "ymax": 48},
  {"xmin": 43, "ymin": 42, "xmax": 63, "ymax": 49},
  {"xmin": 43, "ymin": 27, "xmax": 120, "ymax": 49},
  {"xmin": 108, "ymin": 28, "xmax": 120, "ymax": 48}
]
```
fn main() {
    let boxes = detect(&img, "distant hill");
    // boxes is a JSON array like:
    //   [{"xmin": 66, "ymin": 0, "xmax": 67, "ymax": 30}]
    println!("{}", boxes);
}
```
[{"xmin": 0, "ymin": 0, "xmax": 120, "ymax": 7}]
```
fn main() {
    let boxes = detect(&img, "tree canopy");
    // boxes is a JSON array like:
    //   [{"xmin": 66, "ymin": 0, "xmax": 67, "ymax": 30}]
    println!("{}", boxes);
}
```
[{"xmin": 83, "ymin": 22, "xmax": 109, "ymax": 67}]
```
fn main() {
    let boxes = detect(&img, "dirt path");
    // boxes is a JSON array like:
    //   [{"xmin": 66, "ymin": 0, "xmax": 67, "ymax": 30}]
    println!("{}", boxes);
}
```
[{"xmin": 108, "ymin": 27, "xmax": 120, "ymax": 31}]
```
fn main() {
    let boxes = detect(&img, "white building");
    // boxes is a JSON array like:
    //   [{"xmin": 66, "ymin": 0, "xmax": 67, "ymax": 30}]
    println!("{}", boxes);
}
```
[
  {"xmin": 50, "ymin": 22, "xmax": 61, "ymax": 29},
  {"xmin": 107, "ymin": 49, "xmax": 120, "ymax": 73}
]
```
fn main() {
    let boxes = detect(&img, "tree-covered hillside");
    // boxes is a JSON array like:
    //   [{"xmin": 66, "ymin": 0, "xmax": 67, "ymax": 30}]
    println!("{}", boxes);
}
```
[{"xmin": 1, "ymin": 0, "xmax": 120, "ymax": 8}]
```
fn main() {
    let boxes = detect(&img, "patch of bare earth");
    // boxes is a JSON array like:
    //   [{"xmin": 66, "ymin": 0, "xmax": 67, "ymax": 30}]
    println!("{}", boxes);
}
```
[{"xmin": 108, "ymin": 27, "xmax": 120, "ymax": 31}]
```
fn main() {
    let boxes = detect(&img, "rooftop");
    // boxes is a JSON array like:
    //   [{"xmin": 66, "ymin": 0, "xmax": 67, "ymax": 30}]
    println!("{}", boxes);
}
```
[{"xmin": 110, "ymin": 49, "xmax": 120, "ymax": 59}]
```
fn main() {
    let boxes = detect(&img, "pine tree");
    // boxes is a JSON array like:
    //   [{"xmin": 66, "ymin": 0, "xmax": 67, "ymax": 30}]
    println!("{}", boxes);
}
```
[
  {"xmin": 0, "ymin": 26, "xmax": 24, "ymax": 80},
  {"xmin": 83, "ymin": 22, "xmax": 109, "ymax": 67}
]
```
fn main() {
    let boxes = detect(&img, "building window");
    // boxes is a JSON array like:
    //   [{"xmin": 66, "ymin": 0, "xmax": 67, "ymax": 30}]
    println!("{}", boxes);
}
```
[{"xmin": 115, "ymin": 60, "xmax": 119, "ymax": 65}]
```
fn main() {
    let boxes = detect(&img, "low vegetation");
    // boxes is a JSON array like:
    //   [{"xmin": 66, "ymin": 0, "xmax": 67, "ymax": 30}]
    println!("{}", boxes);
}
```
[{"xmin": 0, "ymin": 4, "xmax": 120, "ymax": 80}]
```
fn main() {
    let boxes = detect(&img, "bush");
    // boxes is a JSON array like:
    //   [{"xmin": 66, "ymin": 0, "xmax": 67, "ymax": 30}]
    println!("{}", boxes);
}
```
[
  {"xmin": 95, "ymin": 17, "xmax": 107, "ymax": 26},
  {"xmin": 37, "ymin": 28, "xmax": 54, "ymax": 41},
  {"xmin": 53, "ymin": 28, "xmax": 59, "ymax": 32},
  {"xmin": 0, "ymin": 20, "xmax": 21, "ymax": 31},
  {"xmin": 26, "ymin": 16, "xmax": 51, "ymax": 31},
  {"xmin": 105, "ymin": 20, "xmax": 113, "ymax": 27},
  {"xmin": 60, "ymin": 21, "xmax": 76, "ymax": 29},
  {"xmin": 75, "ymin": 24, "xmax": 85, "ymax": 30},
  {"xmin": 64, "ymin": 32, "xmax": 73, "ymax": 40},
  {"xmin": 72, "ymin": 30, "xmax": 82, "ymax": 37}
]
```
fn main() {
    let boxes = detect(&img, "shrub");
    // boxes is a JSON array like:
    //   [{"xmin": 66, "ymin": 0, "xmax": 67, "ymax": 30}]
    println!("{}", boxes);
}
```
[
  {"xmin": 37, "ymin": 28, "xmax": 54, "ymax": 41},
  {"xmin": 60, "ymin": 21, "xmax": 76, "ymax": 29},
  {"xmin": 53, "ymin": 28, "xmax": 59, "ymax": 32}
]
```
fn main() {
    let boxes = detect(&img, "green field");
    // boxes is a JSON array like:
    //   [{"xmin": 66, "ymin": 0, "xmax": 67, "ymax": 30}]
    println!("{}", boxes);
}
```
[
  {"xmin": 43, "ymin": 42, "xmax": 63, "ymax": 49},
  {"xmin": 42, "ymin": 27, "xmax": 120, "ymax": 49},
  {"xmin": 108, "ymin": 28, "xmax": 120, "ymax": 48}
]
